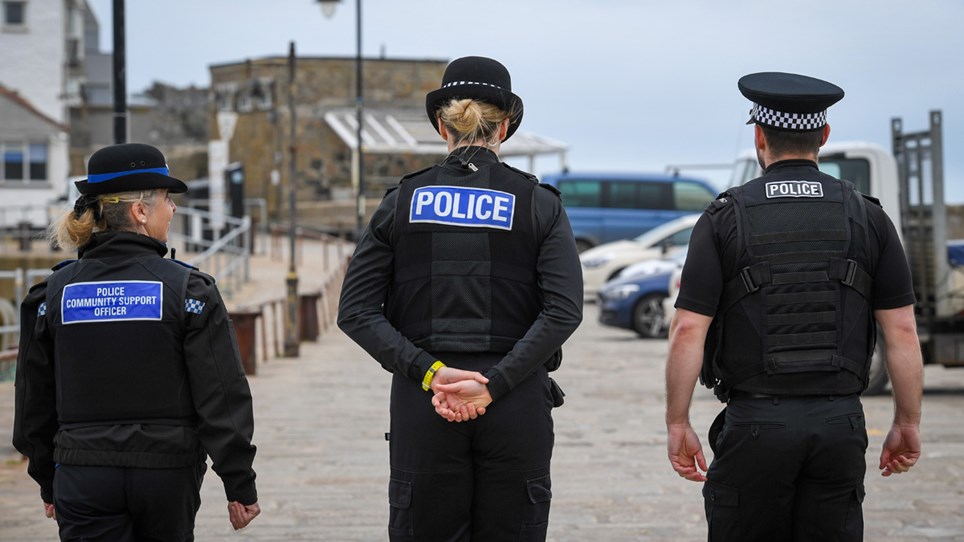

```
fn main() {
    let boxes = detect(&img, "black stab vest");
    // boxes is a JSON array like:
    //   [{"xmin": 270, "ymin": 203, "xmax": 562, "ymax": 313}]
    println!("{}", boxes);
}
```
[
  {"xmin": 45, "ymin": 252, "xmax": 195, "ymax": 425},
  {"xmin": 706, "ymin": 166, "xmax": 876, "ymax": 397},
  {"xmin": 388, "ymin": 157, "xmax": 541, "ymax": 354}
]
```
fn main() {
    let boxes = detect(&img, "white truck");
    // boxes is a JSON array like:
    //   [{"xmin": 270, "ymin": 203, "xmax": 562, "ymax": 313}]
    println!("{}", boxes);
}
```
[{"xmin": 723, "ymin": 110, "xmax": 964, "ymax": 394}]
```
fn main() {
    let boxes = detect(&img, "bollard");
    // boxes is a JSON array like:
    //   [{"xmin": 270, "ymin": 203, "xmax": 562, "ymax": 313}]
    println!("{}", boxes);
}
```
[
  {"xmin": 298, "ymin": 292, "xmax": 321, "ymax": 342},
  {"xmin": 229, "ymin": 309, "xmax": 262, "ymax": 375},
  {"xmin": 17, "ymin": 221, "xmax": 32, "ymax": 252}
]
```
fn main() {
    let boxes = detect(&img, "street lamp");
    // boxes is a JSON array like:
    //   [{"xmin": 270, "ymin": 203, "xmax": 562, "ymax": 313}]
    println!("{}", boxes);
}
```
[
  {"xmin": 283, "ymin": 41, "xmax": 300, "ymax": 358},
  {"xmin": 317, "ymin": 0, "xmax": 365, "ymax": 239}
]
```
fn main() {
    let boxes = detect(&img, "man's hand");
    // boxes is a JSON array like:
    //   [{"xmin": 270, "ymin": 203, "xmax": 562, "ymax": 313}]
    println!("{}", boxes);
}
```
[
  {"xmin": 228, "ymin": 501, "xmax": 260, "ymax": 530},
  {"xmin": 879, "ymin": 423, "xmax": 921, "ymax": 477},
  {"xmin": 43, "ymin": 502, "xmax": 56, "ymax": 520},
  {"xmin": 430, "ymin": 368, "xmax": 492, "ymax": 422},
  {"xmin": 667, "ymin": 423, "xmax": 708, "ymax": 482}
]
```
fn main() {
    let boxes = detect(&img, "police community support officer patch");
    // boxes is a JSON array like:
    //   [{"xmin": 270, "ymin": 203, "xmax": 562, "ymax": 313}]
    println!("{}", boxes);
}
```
[
  {"xmin": 61, "ymin": 281, "xmax": 163, "ymax": 324},
  {"xmin": 409, "ymin": 185, "xmax": 515, "ymax": 230}
]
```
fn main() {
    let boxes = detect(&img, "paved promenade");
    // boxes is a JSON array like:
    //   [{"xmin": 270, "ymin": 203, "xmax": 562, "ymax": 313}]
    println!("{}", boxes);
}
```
[{"xmin": 2, "ymin": 238, "xmax": 964, "ymax": 541}]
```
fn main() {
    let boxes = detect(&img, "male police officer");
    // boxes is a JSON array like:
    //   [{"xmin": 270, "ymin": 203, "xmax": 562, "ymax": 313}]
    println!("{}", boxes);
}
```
[{"xmin": 664, "ymin": 72, "xmax": 923, "ymax": 540}]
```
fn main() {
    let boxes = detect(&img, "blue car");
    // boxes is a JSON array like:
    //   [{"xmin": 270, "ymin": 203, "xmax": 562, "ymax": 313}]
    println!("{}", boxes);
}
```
[{"xmin": 597, "ymin": 267, "xmax": 674, "ymax": 338}]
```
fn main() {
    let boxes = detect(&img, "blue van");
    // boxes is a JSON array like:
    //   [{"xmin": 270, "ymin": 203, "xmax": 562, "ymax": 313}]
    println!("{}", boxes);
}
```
[{"xmin": 540, "ymin": 172, "xmax": 717, "ymax": 251}]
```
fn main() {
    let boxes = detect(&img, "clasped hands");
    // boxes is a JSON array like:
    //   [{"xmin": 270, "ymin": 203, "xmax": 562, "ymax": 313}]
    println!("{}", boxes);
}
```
[{"xmin": 430, "ymin": 367, "xmax": 493, "ymax": 422}]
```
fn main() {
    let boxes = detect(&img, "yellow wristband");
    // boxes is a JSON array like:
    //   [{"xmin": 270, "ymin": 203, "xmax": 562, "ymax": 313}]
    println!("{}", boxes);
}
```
[{"xmin": 421, "ymin": 360, "xmax": 446, "ymax": 391}]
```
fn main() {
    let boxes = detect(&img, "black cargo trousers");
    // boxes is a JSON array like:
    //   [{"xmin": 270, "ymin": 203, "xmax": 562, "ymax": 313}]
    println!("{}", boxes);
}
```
[
  {"xmin": 387, "ymin": 352, "xmax": 555, "ymax": 542},
  {"xmin": 703, "ymin": 394, "xmax": 868, "ymax": 542}
]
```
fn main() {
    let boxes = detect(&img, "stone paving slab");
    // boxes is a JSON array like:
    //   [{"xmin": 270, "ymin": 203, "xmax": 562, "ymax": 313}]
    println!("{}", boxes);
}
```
[{"xmin": 2, "ymin": 239, "xmax": 964, "ymax": 540}]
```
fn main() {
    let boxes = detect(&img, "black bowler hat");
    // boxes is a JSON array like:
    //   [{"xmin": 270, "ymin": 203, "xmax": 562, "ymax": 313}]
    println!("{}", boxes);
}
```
[
  {"xmin": 75, "ymin": 143, "xmax": 188, "ymax": 196},
  {"xmin": 739, "ymin": 72, "xmax": 844, "ymax": 131},
  {"xmin": 425, "ymin": 56, "xmax": 524, "ymax": 141}
]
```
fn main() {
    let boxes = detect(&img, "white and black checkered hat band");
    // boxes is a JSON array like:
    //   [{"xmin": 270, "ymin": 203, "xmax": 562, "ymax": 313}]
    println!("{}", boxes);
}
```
[
  {"xmin": 751, "ymin": 103, "xmax": 827, "ymax": 131},
  {"xmin": 441, "ymin": 80, "xmax": 505, "ymax": 91}
]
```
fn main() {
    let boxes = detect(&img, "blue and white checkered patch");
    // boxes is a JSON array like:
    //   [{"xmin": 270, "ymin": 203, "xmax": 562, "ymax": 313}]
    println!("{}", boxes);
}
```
[
  {"xmin": 409, "ymin": 185, "xmax": 515, "ymax": 231},
  {"xmin": 185, "ymin": 298, "xmax": 205, "ymax": 315},
  {"xmin": 37, "ymin": 302, "xmax": 47, "ymax": 317}
]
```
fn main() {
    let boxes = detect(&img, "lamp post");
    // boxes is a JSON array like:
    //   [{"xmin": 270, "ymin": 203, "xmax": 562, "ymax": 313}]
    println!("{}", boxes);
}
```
[
  {"xmin": 317, "ymin": 0, "xmax": 365, "ymax": 239},
  {"xmin": 283, "ymin": 41, "xmax": 300, "ymax": 358}
]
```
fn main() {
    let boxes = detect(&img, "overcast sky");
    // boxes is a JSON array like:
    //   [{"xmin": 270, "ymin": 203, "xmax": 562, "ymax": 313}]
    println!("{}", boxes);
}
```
[{"xmin": 87, "ymin": 0, "xmax": 964, "ymax": 202}]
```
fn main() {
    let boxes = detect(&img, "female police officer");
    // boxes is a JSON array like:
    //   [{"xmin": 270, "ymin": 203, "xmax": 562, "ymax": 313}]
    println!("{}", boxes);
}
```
[
  {"xmin": 13, "ymin": 143, "xmax": 260, "ymax": 540},
  {"xmin": 338, "ymin": 56, "xmax": 583, "ymax": 541}
]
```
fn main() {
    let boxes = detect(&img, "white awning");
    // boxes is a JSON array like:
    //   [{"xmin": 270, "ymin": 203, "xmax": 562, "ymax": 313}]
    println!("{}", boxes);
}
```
[{"xmin": 324, "ymin": 108, "xmax": 568, "ymax": 168}]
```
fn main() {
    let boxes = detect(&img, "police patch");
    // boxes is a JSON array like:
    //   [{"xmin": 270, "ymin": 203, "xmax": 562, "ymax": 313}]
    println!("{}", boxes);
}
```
[
  {"xmin": 409, "ymin": 185, "xmax": 515, "ymax": 230},
  {"xmin": 62, "ymin": 281, "xmax": 163, "ymax": 324},
  {"xmin": 765, "ymin": 181, "xmax": 824, "ymax": 199}
]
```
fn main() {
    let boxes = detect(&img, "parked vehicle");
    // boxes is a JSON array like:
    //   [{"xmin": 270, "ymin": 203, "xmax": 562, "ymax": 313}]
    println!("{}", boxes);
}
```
[
  {"xmin": 541, "ymin": 171, "xmax": 715, "ymax": 252},
  {"xmin": 597, "ymin": 251, "xmax": 687, "ymax": 338},
  {"xmin": 579, "ymin": 214, "xmax": 698, "ymax": 301},
  {"xmin": 662, "ymin": 265, "xmax": 682, "ymax": 330}
]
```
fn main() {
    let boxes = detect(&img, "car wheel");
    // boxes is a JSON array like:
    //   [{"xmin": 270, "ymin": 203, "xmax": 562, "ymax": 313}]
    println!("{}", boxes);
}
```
[
  {"xmin": 633, "ymin": 293, "xmax": 666, "ymax": 338},
  {"xmin": 865, "ymin": 332, "xmax": 890, "ymax": 395}
]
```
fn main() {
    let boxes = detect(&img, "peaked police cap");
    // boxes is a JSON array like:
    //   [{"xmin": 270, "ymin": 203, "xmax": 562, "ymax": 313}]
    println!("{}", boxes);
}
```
[
  {"xmin": 425, "ymin": 56, "xmax": 524, "ymax": 141},
  {"xmin": 75, "ymin": 143, "xmax": 188, "ymax": 196},
  {"xmin": 739, "ymin": 72, "xmax": 844, "ymax": 132}
]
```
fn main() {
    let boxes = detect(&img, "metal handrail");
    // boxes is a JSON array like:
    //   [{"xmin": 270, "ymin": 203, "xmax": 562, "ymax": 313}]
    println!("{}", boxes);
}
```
[{"xmin": 168, "ymin": 206, "xmax": 251, "ymax": 299}]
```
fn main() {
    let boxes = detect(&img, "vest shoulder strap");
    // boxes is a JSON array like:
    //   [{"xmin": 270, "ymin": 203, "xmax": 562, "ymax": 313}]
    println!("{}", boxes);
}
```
[
  {"xmin": 500, "ymin": 162, "xmax": 539, "ymax": 182},
  {"xmin": 398, "ymin": 165, "xmax": 434, "ymax": 183}
]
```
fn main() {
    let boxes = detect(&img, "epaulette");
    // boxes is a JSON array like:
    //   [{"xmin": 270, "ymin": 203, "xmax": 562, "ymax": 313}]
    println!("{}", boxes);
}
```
[
  {"xmin": 501, "ymin": 162, "xmax": 539, "ymax": 182},
  {"xmin": 704, "ymin": 191, "xmax": 733, "ymax": 215},
  {"xmin": 384, "ymin": 185, "xmax": 400, "ymax": 197},
  {"xmin": 170, "ymin": 258, "xmax": 199, "ymax": 270},
  {"xmin": 861, "ymin": 193, "xmax": 882, "ymax": 208},
  {"xmin": 538, "ymin": 183, "xmax": 561, "ymax": 197},
  {"xmin": 398, "ymin": 165, "xmax": 434, "ymax": 183},
  {"xmin": 52, "ymin": 259, "xmax": 77, "ymax": 271}
]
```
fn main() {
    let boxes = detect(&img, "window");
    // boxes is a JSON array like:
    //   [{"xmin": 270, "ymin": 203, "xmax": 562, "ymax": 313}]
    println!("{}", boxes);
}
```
[
  {"xmin": 29, "ymin": 143, "xmax": 47, "ymax": 180},
  {"xmin": 557, "ymin": 179, "xmax": 602, "ymax": 208},
  {"xmin": 818, "ymin": 157, "xmax": 871, "ymax": 194},
  {"xmin": 1, "ymin": 141, "xmax": 48, "ymax": 183},
  {"xmin": 608, "ymin": 181, "xmax": 671, "ymax": 210},
  {"xmin": 673, "ymin": 181, "xmax": 716, "ymax": 211},
  {"xmin": 3, "ymin": 1, "xmax": 26, "ymax": 27},
  {"xmin": 3, "ymin": 145, "xmax": 24, "ymax": 180}
]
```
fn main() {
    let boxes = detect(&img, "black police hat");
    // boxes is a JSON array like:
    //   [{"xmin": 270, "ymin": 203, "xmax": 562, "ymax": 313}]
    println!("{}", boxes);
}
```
[
  {"xmin": 739, "ymin": 72, "xmax": 844, "ymax": 131},
  {"xmin": 75, "ymin": 143, "xmax": 188, "ymax": 196},
  {"xmin": 425, "ymin": 56, "xmax": 524, "ymax": 141}
]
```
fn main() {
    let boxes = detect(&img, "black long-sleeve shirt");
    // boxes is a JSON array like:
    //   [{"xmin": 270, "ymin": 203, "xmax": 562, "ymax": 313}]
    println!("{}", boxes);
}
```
[
  {"xmin": 13, "ymin": 232, "xmax": 257, "ymax": 505},
  {"xmin": 338, "ymin": 154, "xmax": 583, "ymax": 401}
]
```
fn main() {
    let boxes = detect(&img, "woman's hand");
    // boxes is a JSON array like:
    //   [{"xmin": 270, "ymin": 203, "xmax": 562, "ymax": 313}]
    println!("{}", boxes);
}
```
[{"xmin": 432, "ymin": 367, "xmax": 492, "ymax": 422}]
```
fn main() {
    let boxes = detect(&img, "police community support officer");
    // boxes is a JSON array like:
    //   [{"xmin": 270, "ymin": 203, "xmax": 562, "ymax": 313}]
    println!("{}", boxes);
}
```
[
  {"xmin": 13, "ymin": 143, "xmax": 259, "ymax": 540},
  {"xmin": 338, "ymin": 56, "xmax": 583, "ymax": 541},
  {"xmin": 664, "ymin": 73, "xmax": 924, "ymax": 540}
]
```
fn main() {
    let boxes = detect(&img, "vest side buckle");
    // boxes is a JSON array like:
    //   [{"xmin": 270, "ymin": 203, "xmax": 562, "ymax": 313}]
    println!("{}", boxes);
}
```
[
  {"xmin": 740, "ymin": 267, "xmax": 760, "ymax": 293},
  {"xmin": 842, "ymin": 259, "xmax": 858, "ymax": 287}
]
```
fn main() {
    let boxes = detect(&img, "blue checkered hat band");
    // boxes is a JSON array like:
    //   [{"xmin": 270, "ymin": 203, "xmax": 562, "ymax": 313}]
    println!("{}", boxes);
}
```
[
  {"xmin": 751, "ymin": 103, "xmax": 827, "ymax": 131},
  {"xmin": 185, "ymin": 298, "xmax": 205, "ymax": 315}
]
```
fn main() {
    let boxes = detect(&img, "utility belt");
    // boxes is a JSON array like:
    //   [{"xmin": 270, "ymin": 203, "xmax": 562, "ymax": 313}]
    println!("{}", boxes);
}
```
[
  {"xmin": 59, "ymin": 417, "xmax": 197, "ymax": 431},
  {"xmin": 726, "ymin": 390, "xmax": 859, "ymax": 402}
]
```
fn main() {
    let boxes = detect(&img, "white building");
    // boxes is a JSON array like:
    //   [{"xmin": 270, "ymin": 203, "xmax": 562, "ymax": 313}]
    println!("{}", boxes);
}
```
[{"xmin": 0, "ymin": 0, "xmax": 91, "ymax": 226}]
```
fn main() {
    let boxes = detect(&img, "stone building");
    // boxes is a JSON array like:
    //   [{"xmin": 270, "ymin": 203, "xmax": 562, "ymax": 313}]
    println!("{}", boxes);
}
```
[{"xmin": 208, "ymin": 55, "xmax": 568, "ymax": 223}]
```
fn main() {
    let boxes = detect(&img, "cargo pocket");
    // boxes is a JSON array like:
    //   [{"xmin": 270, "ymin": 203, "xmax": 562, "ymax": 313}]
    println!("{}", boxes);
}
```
[
  {"xmin": 843, "ymin": 483, "xmax": 865, "ymax": 539},
  {"xmin": 703, "ymin": 480, "xmax": 740, "ymax": 541},
  {"xmin": 388, "ymin": 478, "xmax": 414, "ymax": 539},
  {"xmin": 520, "ymin": 475, "xmax": 552, "ymax": 541}
]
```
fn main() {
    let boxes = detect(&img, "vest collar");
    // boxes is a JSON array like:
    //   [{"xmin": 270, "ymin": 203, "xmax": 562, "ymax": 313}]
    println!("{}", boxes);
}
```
[
  {"xmin": 79, "ymin": 231, "xmax": 169, "ymax": 259},
  {"xmin": 764, "ymin": 159, "xmax": 818, "ymax": 173},
  {"xmin": 442, "ymin": 146, "xmax": 501, "ymax": 170}
]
